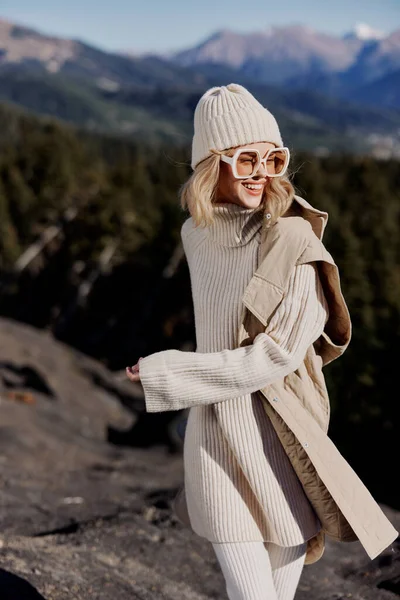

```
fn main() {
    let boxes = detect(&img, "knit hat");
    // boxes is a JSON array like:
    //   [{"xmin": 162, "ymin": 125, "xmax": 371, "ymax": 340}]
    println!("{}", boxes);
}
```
[{"xmin": 191, "ymin": 83, "xmax": 283, "ymax": 170}]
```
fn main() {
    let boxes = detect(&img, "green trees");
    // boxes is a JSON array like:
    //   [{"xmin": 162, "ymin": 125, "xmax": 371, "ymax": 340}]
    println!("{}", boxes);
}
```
[
  {"xmin": 0, "ymin": 180, "xmax": 21, "ymax": 266},
  {"xmin": 0, "ymin": 106, "xmax": 188, "ymax": 267}
]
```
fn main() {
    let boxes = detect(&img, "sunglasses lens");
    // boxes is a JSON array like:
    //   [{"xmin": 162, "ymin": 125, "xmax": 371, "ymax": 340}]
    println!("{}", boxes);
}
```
[
  {"xmin": 267, "ymin": 150, "xmax": 288, "ymax": 175},
  {"xmin": 234, "ymin": 151, "xmax": 260, "ymax": 177}
]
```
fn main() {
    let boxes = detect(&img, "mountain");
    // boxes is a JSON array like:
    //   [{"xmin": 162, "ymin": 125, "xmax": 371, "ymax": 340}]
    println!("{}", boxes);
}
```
[
  {"xmin": 344, "ymin": 22, "xmax": 385, "ymax": 42},
  {"xmin": 350, "ymin": 69, "xmax": 400, "ymax": 110},
  {"xmin": 0, "ymin": 68, "xmax": 193, "ymax": 144},
  {"xmin": 344, "ymin": 29, "xmax": 400, "ymax": 85},
  {"xmin": 173, "ymin": 26, "xmax": 362, "ymax": 85},
  {"xmin": 0, "ymin": 17, "xmax": 400, "ymax": 155},
  {"xmin": 171, "ymin": 25, "xmax": 400, "ymax": 108},
  {"xmin": 0, "ymin": 18, "xmax": 207, "ymax": 89}
]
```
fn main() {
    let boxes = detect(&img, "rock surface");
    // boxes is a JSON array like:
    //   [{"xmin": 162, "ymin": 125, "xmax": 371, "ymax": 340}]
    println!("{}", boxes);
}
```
[{"xmin": 0, "ymin": 317, "xmax": 399, "ymax": 599}]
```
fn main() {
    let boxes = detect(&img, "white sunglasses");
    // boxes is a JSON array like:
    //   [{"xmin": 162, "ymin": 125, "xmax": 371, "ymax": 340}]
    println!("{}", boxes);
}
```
[{"xmin": 220, "ymin": 147, "xmax": 290, "ymax": 179}]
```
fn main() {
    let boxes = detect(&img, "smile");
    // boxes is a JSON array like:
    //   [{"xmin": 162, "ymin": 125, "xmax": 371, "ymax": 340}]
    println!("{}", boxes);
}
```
[{"xmin": 242, "ymin": 183, "xmax": 264, "ymax": 192}]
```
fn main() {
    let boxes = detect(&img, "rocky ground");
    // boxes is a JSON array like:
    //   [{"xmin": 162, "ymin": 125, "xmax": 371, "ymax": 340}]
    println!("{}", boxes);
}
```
[{"xmin": 0, "ymin": 317, "xmax": 399, "ymax": 600}]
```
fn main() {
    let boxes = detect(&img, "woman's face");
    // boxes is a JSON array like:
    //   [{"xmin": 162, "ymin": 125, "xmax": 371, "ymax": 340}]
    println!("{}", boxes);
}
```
[{"xmin": 215, "ymin": 141, "xmax": 276, "ymax": 209}]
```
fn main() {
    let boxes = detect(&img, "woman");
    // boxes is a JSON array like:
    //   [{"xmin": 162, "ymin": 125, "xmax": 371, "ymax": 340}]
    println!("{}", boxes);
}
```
[{"xmin": 126, "ymin": 84, "xmax": 398, "ymax": 600}]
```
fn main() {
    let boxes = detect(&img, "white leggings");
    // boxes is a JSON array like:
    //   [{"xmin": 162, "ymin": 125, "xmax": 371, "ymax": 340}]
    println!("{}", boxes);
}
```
[{"xmin": 212, "ymin": 541, "xmax": 307, "ymax": 600}]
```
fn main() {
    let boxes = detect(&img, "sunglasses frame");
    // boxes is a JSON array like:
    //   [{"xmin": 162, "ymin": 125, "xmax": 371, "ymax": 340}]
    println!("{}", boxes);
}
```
[{"xmin": 220, "ymin": 146, "xmax": 290, "ymax": 179}]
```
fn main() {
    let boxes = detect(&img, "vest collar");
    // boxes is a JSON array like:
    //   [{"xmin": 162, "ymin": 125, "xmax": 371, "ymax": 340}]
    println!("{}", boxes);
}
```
[
  {"xmin": 256, "ymin": 195, "xmax": 330, "ymax": 282},
  {"xmin": 289, "ymin": 195, "xmax": 328, "ymax": 240}
]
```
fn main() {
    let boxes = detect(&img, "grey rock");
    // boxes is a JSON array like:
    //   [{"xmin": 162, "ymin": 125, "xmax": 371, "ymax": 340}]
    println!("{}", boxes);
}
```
[{"xmin": 0, "ymin": 317, "xmax": 398, "ymax": 599}]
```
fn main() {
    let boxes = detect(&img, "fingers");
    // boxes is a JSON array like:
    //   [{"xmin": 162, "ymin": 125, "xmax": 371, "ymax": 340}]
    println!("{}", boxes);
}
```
[
  {"xmin": 125, "ymin": 357, "xmax": 144, "ymax": 383},
  {"xmin": 126, "ymin": 366, "xmax": 140, "ymax": 382}
]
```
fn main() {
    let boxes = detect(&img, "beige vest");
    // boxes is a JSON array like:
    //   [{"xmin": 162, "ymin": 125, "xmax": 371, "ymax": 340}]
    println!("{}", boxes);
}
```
[{"xmin": 174, "ymin": 196, "xmax": 398, "ymax": 565}]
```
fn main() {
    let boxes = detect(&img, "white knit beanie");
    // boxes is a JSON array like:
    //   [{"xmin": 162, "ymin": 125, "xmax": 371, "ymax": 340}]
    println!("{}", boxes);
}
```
[{"xmin": 191, "ymin": 83, "xmax": 283, "ymax": 170}]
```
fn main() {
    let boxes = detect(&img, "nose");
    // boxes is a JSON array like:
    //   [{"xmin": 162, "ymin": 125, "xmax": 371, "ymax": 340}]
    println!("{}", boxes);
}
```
[{"xmin": 254, "ymin": 160, "xmax": 268, "ymax": 178}]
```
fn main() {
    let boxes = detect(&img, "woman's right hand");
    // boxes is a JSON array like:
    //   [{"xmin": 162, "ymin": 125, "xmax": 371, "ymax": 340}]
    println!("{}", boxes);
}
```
[{"xmin": 126, "ymin": 357, "xmax": 144, "ymax": 383}]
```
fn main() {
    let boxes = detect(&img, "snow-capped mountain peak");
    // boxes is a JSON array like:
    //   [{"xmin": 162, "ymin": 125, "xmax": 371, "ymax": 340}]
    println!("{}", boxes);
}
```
[{"xmin": 349, "ymin": 22, "xmax": 385, "ymax": 41}]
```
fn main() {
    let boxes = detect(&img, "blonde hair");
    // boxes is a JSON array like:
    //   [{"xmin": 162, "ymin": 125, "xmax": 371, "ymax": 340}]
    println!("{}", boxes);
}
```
[{"xmin": 179, "ymin": 147, "xmax": 295, "ymax": 227}]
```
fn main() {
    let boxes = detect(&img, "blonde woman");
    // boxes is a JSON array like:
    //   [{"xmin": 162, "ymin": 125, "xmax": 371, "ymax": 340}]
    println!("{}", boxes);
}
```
[{"xmin": 126, "ymin": 84, "xmax": 398, "ymax": 600}]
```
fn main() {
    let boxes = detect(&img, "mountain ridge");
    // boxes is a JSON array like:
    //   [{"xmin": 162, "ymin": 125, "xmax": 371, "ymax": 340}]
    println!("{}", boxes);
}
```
[
  {"xmin": 171, "ymin": 24, "xmax": 400, "ymax": 105},
  {"xmin": 0, "ymin": 16, "xmax": 399, "ymax": 156}
]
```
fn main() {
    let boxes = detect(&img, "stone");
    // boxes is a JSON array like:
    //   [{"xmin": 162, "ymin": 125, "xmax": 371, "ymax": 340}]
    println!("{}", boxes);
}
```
[{"xmin": 0, "ymin": 317, "xmax": 398, "ymax": 599}]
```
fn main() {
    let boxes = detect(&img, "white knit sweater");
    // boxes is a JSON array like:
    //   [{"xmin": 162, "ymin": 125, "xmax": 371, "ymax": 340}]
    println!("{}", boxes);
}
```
[{"xmin": 140, "ymin": 203, "xmax": 329, "ymax": 545}]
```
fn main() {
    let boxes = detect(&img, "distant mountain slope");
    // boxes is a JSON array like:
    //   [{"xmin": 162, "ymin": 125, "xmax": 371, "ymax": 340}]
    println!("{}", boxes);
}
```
[
  {"xmin": 173, "ymin": 26, "xmax": 362, "ymax": 84},
  {"xmin": 343, "ymin": 30, "xmax": 400, "ymax": 86},
  {"xmin": 0, "ymin": 18, "xmax": 208, "ymax": 89},
  {"xmin": 171, "ymin": 25, "xmax": 400, "ymax": 108},
  {"xmin": 349, "ymin": 69, "xmax": 400, "ymax": 110},
  {"xmin": 0, "ymin": 69, "xmax": 189, "ymax": 144}
]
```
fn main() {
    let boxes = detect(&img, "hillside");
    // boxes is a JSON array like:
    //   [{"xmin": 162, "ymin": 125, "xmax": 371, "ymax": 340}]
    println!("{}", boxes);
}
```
[
  {"xmin": 350, "ymin": 69, "xmax": 400, "ymax": 109},
  {"xmin": 0, "ymin": 69, "xmax": 188, "ymax": 144},
  {"xmin": 0, "ymin": 317, "xmax": 399, "ymax": 599}
]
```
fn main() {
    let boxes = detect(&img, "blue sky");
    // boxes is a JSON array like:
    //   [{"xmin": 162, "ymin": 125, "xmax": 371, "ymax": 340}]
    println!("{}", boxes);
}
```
[{"xmin": 1, "ymin": 0, "xmax": 399, "ymax": 54}]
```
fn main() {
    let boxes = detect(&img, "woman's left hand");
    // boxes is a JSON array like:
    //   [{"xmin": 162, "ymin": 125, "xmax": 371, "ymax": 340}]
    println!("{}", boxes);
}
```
[{"xmin": 126, "ymin": 357, "xmax": 144, "ymax": 383}]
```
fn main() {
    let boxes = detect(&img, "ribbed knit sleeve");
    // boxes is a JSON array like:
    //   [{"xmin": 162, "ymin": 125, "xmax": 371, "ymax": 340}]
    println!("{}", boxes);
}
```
[{"xmin": 139, "ymin": 262, "xmax": 328, "ymax": 412}]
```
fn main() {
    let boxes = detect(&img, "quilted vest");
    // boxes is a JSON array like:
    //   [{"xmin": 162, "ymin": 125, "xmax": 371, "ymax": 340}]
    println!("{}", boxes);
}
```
[{"xmin": 232, "ymin": 196, "xmax": 354, "ymax": 564}]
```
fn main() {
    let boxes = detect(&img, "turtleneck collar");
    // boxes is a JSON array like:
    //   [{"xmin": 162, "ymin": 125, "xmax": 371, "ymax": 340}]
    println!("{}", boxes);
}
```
[{"xmin": 207, "ymin": 202, "xmax": 264, "ymax": 247}]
